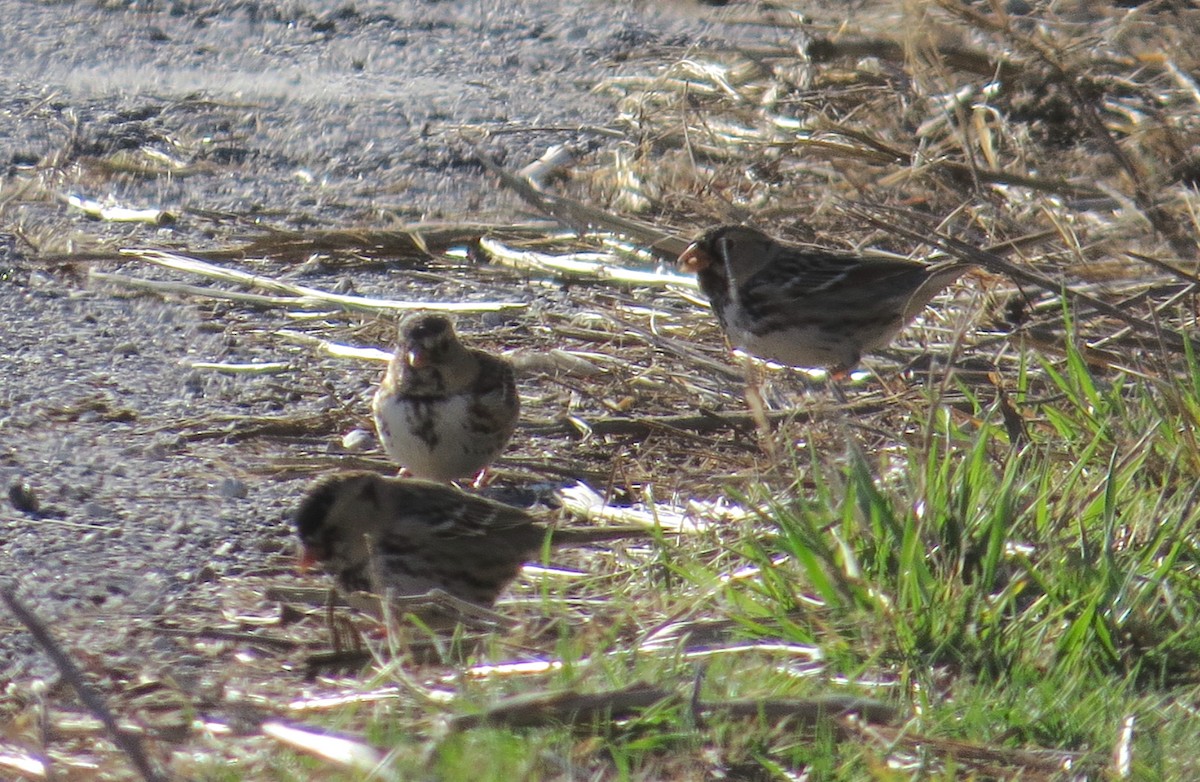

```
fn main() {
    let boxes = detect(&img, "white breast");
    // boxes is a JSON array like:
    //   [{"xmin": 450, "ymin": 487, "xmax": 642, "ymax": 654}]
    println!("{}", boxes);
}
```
[{"xmin": 372, "ymin": 392, "xmax": 502, "ymax": 481}]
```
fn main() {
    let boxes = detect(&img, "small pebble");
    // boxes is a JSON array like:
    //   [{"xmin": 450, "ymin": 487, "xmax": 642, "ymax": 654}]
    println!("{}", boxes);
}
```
[
  {"xmin": 83, "ymin": 501, "xmax": 112, "ymax": 519},
  {"xmin": 257, "ymin": 536, "xmax": 292, "ymax": 554},
  {"xmin": 143, "ymin": 435, "xmax": 184, "ymax": 459},
  {"xmin": 183, "ymin": 370, "xmax": 205, "ymax": 395},
  {"xmin": 213, "ymin": 540, "xmax": 238, "ymax": 557},
  {"xmin": 341, "ymin": 428, "xmax": 374, "ymax": 451},
  {"xmin": 482, "ymin": 311, "xmax": 518, "ymax": 328},
  {"xmin": 8, "ymin": 480, "xmax": 39, "ymax": 514},
  {"xmin": 218, "ymin": 477, "xmax": 249, "ymax": 499}
]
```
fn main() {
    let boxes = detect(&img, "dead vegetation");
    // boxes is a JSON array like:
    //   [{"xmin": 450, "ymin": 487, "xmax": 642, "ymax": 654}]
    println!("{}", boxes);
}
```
[{"xmin": 3, "ymin": 1, "xmax": 1200, "ymax": 779}]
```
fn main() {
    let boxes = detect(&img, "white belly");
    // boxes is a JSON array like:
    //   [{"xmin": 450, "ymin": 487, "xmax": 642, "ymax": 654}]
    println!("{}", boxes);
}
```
[
  {"xmin": 372, "ymin": 392, "xmax": 505, "ymax": 481},
  {"xmin": 725, "ymin": 311, "xmax": 902, "ymax": 371}
]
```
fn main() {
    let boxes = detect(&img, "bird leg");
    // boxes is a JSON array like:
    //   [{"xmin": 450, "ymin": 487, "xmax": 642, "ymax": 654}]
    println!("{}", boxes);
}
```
[
  {"xmin": 827, "ymin": 365, "xmax": 853, "ymax": 383},
  {"xmin": 742, "ymin": 357, "xmax": 780, "ymax": 461},
  {"xmin": 825, "ymin": 366, "xmax": 853, "ymax": 407}
]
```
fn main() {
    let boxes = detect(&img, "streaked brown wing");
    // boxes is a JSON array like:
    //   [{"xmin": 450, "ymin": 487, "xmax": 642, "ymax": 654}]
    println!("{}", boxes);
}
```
[
  {"xmin": 738, "ymin": 254, "xmax": 936, "ymax": 322},
  {"xmin": 390, "ymin": 481, "xmax": 537, "ymax": 541},
  {"xmin": 468, "ymin": 353, "xmax": 520, "ymax": 436}
]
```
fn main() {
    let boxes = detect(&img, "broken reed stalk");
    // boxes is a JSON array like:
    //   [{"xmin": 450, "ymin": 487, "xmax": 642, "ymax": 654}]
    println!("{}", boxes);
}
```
[
  {"xmin": 118, "ymin": 248, "xmax": 526, "ymax": 314},
  {"xmin": 1, "ymin": 587, "xmax": 168, "ymax": 782},
  {"xmin": 90, "ymin": 269, "xmax": 321, "ymax": 310},
  {"xmin": 213, "ymin": 220, "xmax": 560, "ymax": 261},
  {"xmin": 477, "ymin": 236, "xmax": 697, "ymax": 289}
]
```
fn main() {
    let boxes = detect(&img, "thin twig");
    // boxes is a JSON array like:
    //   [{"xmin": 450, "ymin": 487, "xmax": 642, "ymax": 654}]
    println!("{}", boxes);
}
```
[
  {"xmin": 518, "ymin": 405, "xmax": 884, "ymax": 439},
  {"xmin": 848, "ymin": 204, "xmax": 1190, "ymax": 351},
  {"xmin": 1, "ymin": 587, "xmax": 168, "ymax": 782},
  {"xmin": 150, "ymin": 625, "xmax": 304, "ymax": 650}
]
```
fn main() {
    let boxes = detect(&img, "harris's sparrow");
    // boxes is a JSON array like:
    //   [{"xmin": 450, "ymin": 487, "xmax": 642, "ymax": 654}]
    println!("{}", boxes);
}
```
[
  {"xmin": 372, "ymin": 313, "xmax": 519, "ymax": 482},
  {"xmin": 678, "ymin": 225, "xmax": 974, "ymax": 375},
  {"xmin": 295, "ymin": 471, "xmax": 647, "ymax": 607}
]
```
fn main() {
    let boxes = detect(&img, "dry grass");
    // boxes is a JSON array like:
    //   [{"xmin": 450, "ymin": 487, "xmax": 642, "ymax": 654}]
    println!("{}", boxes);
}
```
[{"xmin": 4, "ymin": 1, "xmax": 1200, "ymax": 779}]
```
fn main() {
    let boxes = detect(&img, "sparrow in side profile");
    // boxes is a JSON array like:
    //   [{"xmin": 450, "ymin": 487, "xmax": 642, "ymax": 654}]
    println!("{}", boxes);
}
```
[
  {"xmin": 372, "ymin": 313, "xmax": 519, "ymax": 483},
  {"xmin": 295, "ymin": 471, "xmax": 648, "ymax": 607},
  {"xmin": 678, "ymin": 225, "xmax": 974, "ymax": 375}
]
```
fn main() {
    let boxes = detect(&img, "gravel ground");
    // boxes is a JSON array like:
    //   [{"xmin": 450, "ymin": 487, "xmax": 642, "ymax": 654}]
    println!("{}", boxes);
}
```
[{"xmin": 0, "ymin": 0, "xmax": 788, "ymax": 681}]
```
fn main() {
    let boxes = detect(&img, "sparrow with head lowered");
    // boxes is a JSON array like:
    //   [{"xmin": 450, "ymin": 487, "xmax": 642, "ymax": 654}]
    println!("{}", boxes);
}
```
[
  {"xmin": 372, "ymin": 313, "xmax": 519, "ymax": 483},
  {"xmin": 294, "ymin": 471, "xmax": 649, "ymax": 608},
  {"xmin": 678, "ymin": 224, "xmax": 975, "ymax": 376}
]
